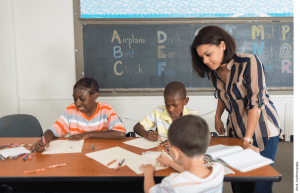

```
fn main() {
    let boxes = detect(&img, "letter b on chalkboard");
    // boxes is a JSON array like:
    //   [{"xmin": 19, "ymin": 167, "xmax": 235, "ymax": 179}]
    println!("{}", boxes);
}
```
[
  {"xmin": 113, "ymin": 46, "xmax": 123, "ymax": 58},
  {"xmin": 157, "ymin": 31, "xmax": 167, "ymax": 43}
]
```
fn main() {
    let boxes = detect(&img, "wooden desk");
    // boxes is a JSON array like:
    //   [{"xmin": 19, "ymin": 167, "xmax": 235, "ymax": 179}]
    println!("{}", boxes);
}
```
[{"xmin": 0, "ymin": 137, "xmax": 281, "ymax": 192}]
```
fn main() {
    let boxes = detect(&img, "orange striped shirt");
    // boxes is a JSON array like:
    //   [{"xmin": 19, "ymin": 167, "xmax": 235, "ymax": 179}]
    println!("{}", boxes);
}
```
[{"xmin": 47, "ymin": 102, "xmax": 125, "ymax": 137}]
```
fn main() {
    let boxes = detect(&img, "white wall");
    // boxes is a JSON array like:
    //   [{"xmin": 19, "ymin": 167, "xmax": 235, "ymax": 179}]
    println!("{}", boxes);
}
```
[
  {"xmin": 1, "ymin": 0, "xmax": 294, "ymax": 141},
  {"xmin": 0, "ymin": 0, "xmax": 18, "ymax": 117}
]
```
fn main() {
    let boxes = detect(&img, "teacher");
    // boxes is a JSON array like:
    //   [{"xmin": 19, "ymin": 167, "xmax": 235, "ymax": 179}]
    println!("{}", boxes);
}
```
[{"xmin": 190, "ymin": 25, "xmax": 281, "ymax": 193}]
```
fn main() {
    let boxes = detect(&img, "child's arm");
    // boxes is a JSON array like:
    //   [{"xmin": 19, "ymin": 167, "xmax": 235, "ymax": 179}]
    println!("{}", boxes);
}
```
[
  {"xmin": 69, "ymin": 130, "xmax": 125, "ymax": 141},
  {"xmin": 139, "ymin": 164, "xmax": 156, "ymax": 193},
  {"xmin": 134, "ymin": 123, "xmax": 158, "ymax": 141},
  {"xmin": 157, "ymin": 155, "xmax": 184, "ymax": 172}
]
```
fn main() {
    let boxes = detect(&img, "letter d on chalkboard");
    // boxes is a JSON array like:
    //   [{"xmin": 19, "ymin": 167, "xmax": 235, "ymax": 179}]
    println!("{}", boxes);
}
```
[{"xmin": 157, "ymin": 31, "xmax": 167, "ymax": 43}]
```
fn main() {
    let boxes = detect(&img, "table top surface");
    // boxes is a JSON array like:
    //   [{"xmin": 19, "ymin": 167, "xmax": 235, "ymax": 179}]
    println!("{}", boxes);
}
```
[{"xmin": 0, "ymin": 137, "xmax": 281, "ymax": 182}]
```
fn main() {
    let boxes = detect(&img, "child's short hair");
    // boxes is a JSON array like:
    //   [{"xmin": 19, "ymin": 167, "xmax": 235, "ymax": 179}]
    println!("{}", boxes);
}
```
[
  {"xmin": 164, "ymin": 81, "xmax": 186, "ymax": 99},
  {"xmin": 168, "ymin": 115, "xmax": 210, "ymax": 157},
  {"xmin": 73, "ymin": 77, "xmax": 99, "ymax": 94}
]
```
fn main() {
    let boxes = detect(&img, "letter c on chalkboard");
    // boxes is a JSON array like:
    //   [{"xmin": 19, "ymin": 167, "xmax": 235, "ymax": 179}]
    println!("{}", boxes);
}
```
[{"xmin": 114, "ymin": 61, "xmax": 124, "ymax": 76}]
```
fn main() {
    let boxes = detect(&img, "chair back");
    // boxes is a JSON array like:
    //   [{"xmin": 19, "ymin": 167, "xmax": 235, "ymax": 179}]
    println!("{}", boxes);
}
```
[
  {"xmin": 126, "ymin": 132, "xmax": 136, "ymax": 137},
  {"xmin": 0, "ymin": 114, "xmax": 43, "ymax": 137}
]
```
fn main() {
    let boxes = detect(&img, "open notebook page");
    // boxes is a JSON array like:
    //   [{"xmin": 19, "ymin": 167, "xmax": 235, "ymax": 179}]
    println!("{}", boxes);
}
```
[
  {"xmin": 217, "ymin": 149, "xmax": 273, "ymax": 172},
  {"xmin": 205, "ymin": 145, "xmax": 243, "ymax": 160}
]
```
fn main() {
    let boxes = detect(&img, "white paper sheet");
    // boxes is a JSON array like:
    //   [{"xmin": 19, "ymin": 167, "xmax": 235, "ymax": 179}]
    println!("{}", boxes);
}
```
[
  {"xmin": 0, "ymin": 147, "xmax": 30, "ymax": 158},
  {"xmin": 85, "ymin": 146, "xmax": 141, "ymax": 168},
  {"xmin": 126, "ymin": 154, "xmax": 173, "ymax": 174},
  {"xmin": 42, "ymin": 140, "xmax": 84, "ymax": 154},
  {"xmin": 123, "ymin": 137, "xmax": 167, "ymax": 149}
]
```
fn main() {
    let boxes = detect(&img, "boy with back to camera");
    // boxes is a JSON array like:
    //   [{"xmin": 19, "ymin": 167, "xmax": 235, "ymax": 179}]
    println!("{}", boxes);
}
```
[
  {"xmin": 139, "ymin": 115, "xmax": 224, "ymax": 193},
  {"xmin": 133, "ymin": 81, "xmax": 197, "ymax": 146}
]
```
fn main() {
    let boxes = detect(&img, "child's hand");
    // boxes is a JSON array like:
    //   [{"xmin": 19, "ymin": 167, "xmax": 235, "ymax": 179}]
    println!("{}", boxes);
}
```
[
  {"xmin": 146, "ymin": 131, "xmax": 158, "ymax": 141},
  {"xmin": 156, "ymin": 154, "xmax": 172, "ymax": 167},
  {"xmin": 159, "ymin": 139, "xmax": 169, "ymax": 148},
  {"xmin": 140, "ymin": 164, "xmax": 156, "ymax": 174},
  {"xmin": 35, "ymin": 139, "xmax": 49, "ymax": 152}
]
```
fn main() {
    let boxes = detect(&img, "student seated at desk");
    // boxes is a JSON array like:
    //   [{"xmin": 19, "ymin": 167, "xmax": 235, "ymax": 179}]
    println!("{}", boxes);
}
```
[
  {"xmin": 133, "ymin": 81, "xmax": 197, "ymax": 145},
  {"xmin": 35, "ymin": 78, "xmax": 126, "ymax": 152},
  {"xmin": 140, "ymin": 115, "xmax": 224, "ymax": 193}
]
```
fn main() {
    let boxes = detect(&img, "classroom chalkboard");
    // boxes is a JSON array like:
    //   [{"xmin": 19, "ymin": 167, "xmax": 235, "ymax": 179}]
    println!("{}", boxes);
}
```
[{"xmin": 83, "ymin": 23, "xmax": 293, "ymax": 89}]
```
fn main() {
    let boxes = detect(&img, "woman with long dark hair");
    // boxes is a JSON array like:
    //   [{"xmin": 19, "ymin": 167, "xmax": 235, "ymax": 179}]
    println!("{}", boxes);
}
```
[{"xmin": 190, "ymin": 25, "xmax": 281, "ymax": 193}]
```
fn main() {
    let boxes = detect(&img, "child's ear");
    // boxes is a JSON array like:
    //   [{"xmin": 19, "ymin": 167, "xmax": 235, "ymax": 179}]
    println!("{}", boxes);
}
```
[
  {"xmin": 184, "ymin": 97, "xmax": 189, "ymax": 106},
  {"xmin": 170, "ymin": 146, "xmax": 181, "ymax": 161},
  {"xmin": 93, "ymin": 92, "xmax": 99, "ymax": 100}
]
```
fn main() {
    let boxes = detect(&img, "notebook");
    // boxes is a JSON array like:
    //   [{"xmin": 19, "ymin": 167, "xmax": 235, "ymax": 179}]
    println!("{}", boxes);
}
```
[{"xmin": 205, "ymin": 145, "xmax": 273, "ymax": 172}]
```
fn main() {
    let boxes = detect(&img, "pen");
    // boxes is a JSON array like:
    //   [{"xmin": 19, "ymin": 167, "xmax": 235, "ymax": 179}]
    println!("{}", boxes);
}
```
[
  {"xmin": 119, "ymin": 159, "xmax": 125, "ymax": 166},
  {"xmin": 116, "ymin": 159, "xmax": 125, "ymax": 171},
  {"xmin": 42, "ymin": 136, "xmax": 46, "ymax": 151},
  {"xmin": 107, "ymin": 159, "xmax": 116, "ymax": 166},
  {"xmin": 28, "ymin": 148, "xmax": 35, "ymax": 160},
  {"xmin": 23, "ymin": 153, "xmax": 30, "ymax": 161}
]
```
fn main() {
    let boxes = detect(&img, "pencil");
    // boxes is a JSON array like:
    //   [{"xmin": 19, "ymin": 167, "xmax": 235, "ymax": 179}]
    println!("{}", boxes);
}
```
[
  {"xmin": 42, "ymin": 136, "xmax": 46, "ymax": 151},
  {"xmin": 116, "ymin": 162, "xmax": 120, "ymax": 171},
  {"xmin": 107, "ymin": 159, "xmax": 116, "ymax": 166},
  {"xmin": 47, "ymin": 163, "xmax": 66, "ymax": 169},
  {"xmin": 155, "ymin": 150, "xmax": 164, "ymax": 166},
  {"xmin": 116, "ymin": 159, "xmax": 125, "ymax": 172}
]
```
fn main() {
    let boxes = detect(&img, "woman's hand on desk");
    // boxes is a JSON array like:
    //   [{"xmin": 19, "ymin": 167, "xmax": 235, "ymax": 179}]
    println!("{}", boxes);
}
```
[{"xmin": 243, "ymin": 141, "xmax": 259, "ymax": 153}]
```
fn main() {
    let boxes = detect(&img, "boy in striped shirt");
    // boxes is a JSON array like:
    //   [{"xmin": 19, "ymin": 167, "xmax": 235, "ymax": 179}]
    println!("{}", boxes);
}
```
[
  {"xmin": 133, "ymin": 81, "xmax": 197, "ymax": 145},
  {"xmin": 35, "ymin": 78, "xmax": 126, "ymax": 151},
  {"xmin": 140, "ymin": 115, "xmax": 224, "ymax": 193}
]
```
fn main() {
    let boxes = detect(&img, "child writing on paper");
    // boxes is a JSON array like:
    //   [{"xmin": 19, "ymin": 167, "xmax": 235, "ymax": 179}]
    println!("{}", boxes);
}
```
[
  {"xmin": 139, "ymin": 115, "xmax": 224, "ymax": 193},
  {"xmin": 35, "ymin": 78, "xmax": 126, "ymax": 152},
  {"xmin": 133, "ymin": 81, "xmax": 197, "ymax": 146}
]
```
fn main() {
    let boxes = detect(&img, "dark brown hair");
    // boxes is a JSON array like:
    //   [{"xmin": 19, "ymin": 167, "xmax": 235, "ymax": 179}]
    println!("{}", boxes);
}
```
[
  {"xmin": 164, "ymin": 81, "xmax": 186, "ymax": 99},
  {"xmin": 190, "ymin": 25, "xmax": 236, "ymax": 78},
  {"xmin": 168, "ymin": 115, "xmax": 210, "ymax": 157},
  {"xmin": 73, "ymin": 77, "xmax": 99, "ymax": 94}
]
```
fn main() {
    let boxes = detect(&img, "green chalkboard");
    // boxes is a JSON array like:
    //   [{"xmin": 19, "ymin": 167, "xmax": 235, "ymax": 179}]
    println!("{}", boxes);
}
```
[{"xmin": 83, "ymin": 23, "xmax": 293, "ymax": 89}]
